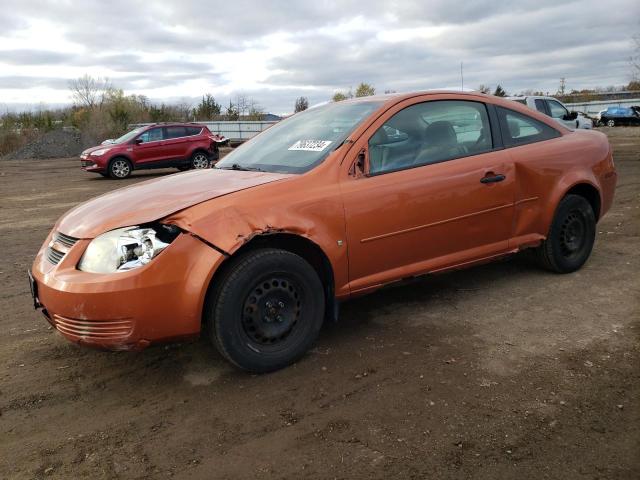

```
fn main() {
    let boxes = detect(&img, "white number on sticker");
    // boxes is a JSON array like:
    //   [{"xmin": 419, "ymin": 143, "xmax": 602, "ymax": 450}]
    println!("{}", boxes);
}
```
[{"xmin": 288, "ymin": 140, "xmax": 332, "ymax": 152}]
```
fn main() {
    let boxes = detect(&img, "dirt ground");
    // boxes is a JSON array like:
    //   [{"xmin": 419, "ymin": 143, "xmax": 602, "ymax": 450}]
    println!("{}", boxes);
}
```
[{"xmin": 0, "ymin": 129, "xmax": 638, "ymax": 480}]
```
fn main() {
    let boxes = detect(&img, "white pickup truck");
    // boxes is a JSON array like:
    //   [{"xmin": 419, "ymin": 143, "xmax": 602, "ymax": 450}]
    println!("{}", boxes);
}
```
[{"xmin": 506, "ymin": 96, "xmax": 593, "ymax": 130}]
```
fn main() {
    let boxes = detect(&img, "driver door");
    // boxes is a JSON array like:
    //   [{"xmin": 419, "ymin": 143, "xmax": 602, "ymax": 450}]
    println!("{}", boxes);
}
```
[
  {"xmin": 340, "ymin": 97, "xmax": 515, "ymax": 294},
  {"xmin": 132, "ymin": 127, "xmax": 166, "ymax": 165}
]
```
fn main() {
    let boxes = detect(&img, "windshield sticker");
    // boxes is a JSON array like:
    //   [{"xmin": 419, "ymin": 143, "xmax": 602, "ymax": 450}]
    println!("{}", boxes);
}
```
[{"xmin": 288, "ymin": 140, "xmax": 332, "ymax": 152}]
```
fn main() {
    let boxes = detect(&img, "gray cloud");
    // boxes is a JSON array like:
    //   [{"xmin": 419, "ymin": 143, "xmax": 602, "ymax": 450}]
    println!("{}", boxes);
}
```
[
  {"xmin": 0, "ymin": 76, "xmax": 71, "ymax": 89},
  {"xmin": 0, "ymin": 49, "xmax": 74, "ymax": 65},
  {"xmin": 76, "ymin": 54, "xmax": 217, "ymax": 75}
]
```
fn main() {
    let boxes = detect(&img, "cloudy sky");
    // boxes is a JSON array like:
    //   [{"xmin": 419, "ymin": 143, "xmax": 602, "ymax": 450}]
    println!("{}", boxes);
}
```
[{"xmin": 0, "ymin": 0, "xmax": 638, "ymax": 114}]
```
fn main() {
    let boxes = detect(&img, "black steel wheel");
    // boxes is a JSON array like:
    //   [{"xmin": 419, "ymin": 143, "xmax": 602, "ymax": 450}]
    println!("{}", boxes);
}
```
[
  {"xmin": 535, "ymin": 194, "xmax": 596, "ymax": 273},
  {"xmin": 242, "ymin": 275, "xmax": 303, "ymax": 347},
  {"xmin": 205, "ymin": 248, "xmax": 325, "ymax": 373}
]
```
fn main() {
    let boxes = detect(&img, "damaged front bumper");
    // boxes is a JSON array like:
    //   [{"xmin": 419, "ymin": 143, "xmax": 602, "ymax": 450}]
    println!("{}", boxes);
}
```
[{"xmin": 31, "ymin": 230, "xmax": 225, "ymax": 350}]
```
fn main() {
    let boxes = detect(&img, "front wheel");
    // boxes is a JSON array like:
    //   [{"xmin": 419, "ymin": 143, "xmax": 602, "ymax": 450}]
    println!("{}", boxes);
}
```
[
  {"xmin": 108, "ymin": 158, "xmax": 132, "ymax": 179},
  {"xmin": 606, "ymin": 119, "xmax": 615, "ymax": 127},
  {"xmin": 205, "ymin": 249, "xmax": 325, "ymax": 373},
  {"xmin": 535, "ymin": 194, "xmax": 596, "ymax": 273}
]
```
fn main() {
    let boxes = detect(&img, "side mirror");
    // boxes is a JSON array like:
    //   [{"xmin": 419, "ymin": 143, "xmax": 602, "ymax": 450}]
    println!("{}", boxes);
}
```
[
  {"xmin": 564, "ymin": 111, "xmax": 578, "ymax": 121},
  {"xmin": 134, "ymin": 138, "xmax": 143, "ymax": 145}
]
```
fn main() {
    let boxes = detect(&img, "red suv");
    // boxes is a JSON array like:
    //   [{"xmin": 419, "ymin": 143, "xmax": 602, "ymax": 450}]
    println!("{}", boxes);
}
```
[{"xmin": 80, "ymin": 123, "xmax": 224, "ymax": 179}]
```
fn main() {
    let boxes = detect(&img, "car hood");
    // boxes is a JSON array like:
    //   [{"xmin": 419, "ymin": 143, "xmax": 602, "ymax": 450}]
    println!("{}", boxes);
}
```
[
  {"xmin": 56, "ymin": 169, "xmax": 294, "ymax": 238},
  {"xmin": 81, "ymin": 144, "xmax": 120, "ymax": 155}
]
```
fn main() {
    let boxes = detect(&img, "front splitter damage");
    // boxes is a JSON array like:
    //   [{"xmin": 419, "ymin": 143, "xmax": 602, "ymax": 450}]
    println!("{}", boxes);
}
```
[{"xmin": 32, "ymin": 231, "xmax": 224, "ymax": 351}]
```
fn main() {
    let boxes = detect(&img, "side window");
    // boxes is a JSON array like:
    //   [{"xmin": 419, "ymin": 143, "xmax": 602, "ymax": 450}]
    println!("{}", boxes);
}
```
[
  {"xmin": 186, "ymin": 126, "xmax": 203, "ymax": 136},
  {"xmin": 534, "ymin": 99, "xmax": 547, "ymax": 114},
  {"xmin": 547, "ymin": 100, "xmax": 568, "ymax": 119},
  {"xmin": 368, "ymin": 100, "xmax": 492, "ymax": 175},
  {"xmin": 165, "ymin": 126, "xmax": 187, "ymax": 139},
  {"xmin": 137, "ymin": 127, "xmax": 164, "ymax": 143},
  {"xmin": 497, "ymin": 107, "xmax": 560, "ymax": 147}
]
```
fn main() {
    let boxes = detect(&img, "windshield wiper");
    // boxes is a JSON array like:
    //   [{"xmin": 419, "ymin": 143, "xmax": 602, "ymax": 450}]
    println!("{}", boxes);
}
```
[{"xmin": 216, "ymin": 163, "xmax": 265, "ymax": 172}]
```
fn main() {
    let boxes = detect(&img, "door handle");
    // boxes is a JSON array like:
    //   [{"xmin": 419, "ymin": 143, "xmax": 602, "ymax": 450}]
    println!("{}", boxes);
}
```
[{"xmin": 480, "ymin": 173, "xmax": 505, "ymax": 184}]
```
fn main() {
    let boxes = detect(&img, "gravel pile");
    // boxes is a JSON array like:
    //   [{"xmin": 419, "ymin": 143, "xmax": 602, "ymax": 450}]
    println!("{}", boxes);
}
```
[{"xmin": 2, "ymin": 129, "xmax": 82, "ymax": 160}]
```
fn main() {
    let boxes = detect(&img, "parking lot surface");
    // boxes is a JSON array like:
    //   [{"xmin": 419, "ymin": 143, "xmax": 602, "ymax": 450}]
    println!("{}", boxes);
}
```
[{"xmin": 0, "ymin": 129, "xmax": 638, "ymax": 479}]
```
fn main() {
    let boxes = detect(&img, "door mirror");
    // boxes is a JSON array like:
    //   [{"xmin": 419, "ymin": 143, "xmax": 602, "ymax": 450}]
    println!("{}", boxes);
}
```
[
  {"xmin": 134, "ymin": 138, "xmax": 143, "ymax": 145},
  {"xmin": 563, "ymin": 111, "xmax": 578, "ymax": 121}
]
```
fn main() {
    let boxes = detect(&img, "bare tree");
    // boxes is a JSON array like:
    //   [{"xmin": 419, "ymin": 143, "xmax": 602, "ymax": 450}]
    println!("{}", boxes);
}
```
[
  {"xmin": 294, "ymin": 96, "xmax": 309, "ymax": 112},
  {"xmin": 476, "ymin": 84, "xmax": 491, "ymax": 94},
  {"xmin": 174, "ymin": 99, "xmax": 193, "ymax": 121},
  {"xmin": 233, "ymin": 94, "xmax": 249, "ymax": 116},
  {"xmin": 632, "ymin": 33, "xmax": 640, "ymax": 81},
  {"xmin": 225, "ymin": 100, "xmax": 239, "ymax": 120},
  {"xmin": 68, "ymin": 74, "xmax": 111, "ymax": 109}
]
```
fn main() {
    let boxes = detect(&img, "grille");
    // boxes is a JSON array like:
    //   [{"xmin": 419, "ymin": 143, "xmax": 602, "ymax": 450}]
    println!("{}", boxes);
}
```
[
  {"xmin": 54, "ymin": 231, "xmax": 79, "ymax": 248},
  {"xmin": 45, "ymin": 231, "xmax": 79, "ymax": 265},
  {"xmin": 46, "ymin": 247, "xmax": 65, "ymax": 265},
  {"xmin": 52, "ymin": 315, "xmax": 133, "ymax": 340}
]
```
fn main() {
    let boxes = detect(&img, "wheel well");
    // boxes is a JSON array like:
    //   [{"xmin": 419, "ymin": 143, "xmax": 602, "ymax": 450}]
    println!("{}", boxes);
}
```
[
  {"xmin": 205, "ymin": 233, "xmax": 336, "ymax": 323},
  {"xmin": 191, "ymin": 148, "xmax": 209, "ymax": 159},
  {"xmin": 565, "ymin": 183, "xmax": 601, "ymax": 219}
]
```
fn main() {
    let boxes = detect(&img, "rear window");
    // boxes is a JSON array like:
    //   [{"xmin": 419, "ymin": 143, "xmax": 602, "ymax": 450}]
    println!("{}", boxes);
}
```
[
  {"xmin": 607, "ymin": 107, "xmax": 632, "ymax": 116},
  {"xmin": 534, "ymin": 99, "xmax": 547, "ymax": 113},
  {"xmin": 186, "ymin": 126, "xmax": 203, "ymax": 136},
  {"xmin": 165, "ymin": 126, "xmax": 187, "ymax": 139},
  {"xmin": 497, "ymin": 107, "xmax": 560, "ymax": 147}
]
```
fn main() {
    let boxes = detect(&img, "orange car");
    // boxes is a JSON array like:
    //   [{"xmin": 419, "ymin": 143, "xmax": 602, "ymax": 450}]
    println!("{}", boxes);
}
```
[{"xmin": 30, "ymin": 91, "xmax": 617, "ymax": 372}]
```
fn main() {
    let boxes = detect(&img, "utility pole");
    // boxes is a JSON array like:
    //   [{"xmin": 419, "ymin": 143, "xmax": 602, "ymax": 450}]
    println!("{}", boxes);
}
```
[{"xmin": 559, "ymin": 77, "xmax": 566, "ymax": 96}]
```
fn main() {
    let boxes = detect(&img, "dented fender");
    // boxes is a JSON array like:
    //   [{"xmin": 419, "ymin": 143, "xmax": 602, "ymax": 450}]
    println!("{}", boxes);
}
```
[{"xmin": 163, "ymin": 170, "xmax": 352, "ymax": 298}]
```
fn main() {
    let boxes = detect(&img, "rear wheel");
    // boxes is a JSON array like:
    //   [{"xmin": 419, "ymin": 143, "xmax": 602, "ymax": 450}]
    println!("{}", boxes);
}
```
[
  {"xmin": 606, "ymin": 119, "xmax": 615, "ymax": 127},
  {"xmin": 205, "ymin": 248, "xmax": 325, "ymax": 373},
  {"xmin": 108, "ymin": 158, "xmax": 132, "ymax": 179},
  {"xmin": 191, "ymin": 151, "xmax": 210, "ymax": 170},
  {"xmin": 535, "ymin": 194, "xmax": 596, "ymax": 273}
]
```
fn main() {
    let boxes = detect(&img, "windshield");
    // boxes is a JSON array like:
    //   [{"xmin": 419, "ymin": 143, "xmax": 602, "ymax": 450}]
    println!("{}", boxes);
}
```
[
  {"xmin": 113, "ymin": 127, "xmax": 144, "ymax": 144},
  {"xmin": 216, "ymin": 100, "xmax": 384, "ymax": 174}
]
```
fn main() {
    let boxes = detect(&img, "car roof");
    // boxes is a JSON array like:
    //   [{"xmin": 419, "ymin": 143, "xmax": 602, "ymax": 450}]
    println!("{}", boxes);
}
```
[
  {"xmin": 340, "ymin": 90, "xmax": 497, "ymax": 107},
  {"xmin": 144, "ymin": 122, "xmax": 203, "ymax": 128},
  {"xmin": 505, "ymin": 95, "xmax": 557, "ymax": 101}
]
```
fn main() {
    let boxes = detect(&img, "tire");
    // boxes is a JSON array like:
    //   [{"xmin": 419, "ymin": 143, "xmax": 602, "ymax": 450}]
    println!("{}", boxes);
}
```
[
  {"xmin": 108, "ymin": 157, "xmax": 132, "ymax": 179},
  {"xmin": 606, "ymin": 119, "xmax": 615, "ymax": 127},
  {"xmin": 205, "ymin": 248, "xmax": 325, "ymax": 373},
  {"xmin": 190, "ymin": 151, "xmax": 210, "ymax": 170},
  {"xmin": 535, "ymin": 194, "xmax": 596, "ymax": 273}
]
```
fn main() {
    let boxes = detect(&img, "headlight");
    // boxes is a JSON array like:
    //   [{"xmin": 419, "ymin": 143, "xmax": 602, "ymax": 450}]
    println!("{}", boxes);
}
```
[
  {"xmin": 91, "ymin": 148, "xmax": 111, "ymax": 156},
  {"xmin": 78, "ymin": 225, "xmax": 179, "ymax": 273}
]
